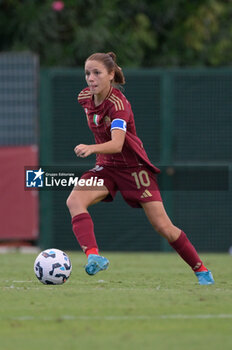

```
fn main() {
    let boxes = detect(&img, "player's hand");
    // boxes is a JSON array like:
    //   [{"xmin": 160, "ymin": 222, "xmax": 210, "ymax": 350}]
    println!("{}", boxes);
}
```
[{"xmin": 74, "ymin": 144, "xmax": 94, "ymax": 158}]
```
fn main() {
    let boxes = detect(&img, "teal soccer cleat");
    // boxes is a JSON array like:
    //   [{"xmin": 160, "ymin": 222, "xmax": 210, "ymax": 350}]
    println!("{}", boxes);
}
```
[
  {"xmin": 195, "ymin": 270, "xmax": 215, "ymax": 285},
  {"xmin": 85, "ymin": 254, "xmax": 109, "ymax": 276}
]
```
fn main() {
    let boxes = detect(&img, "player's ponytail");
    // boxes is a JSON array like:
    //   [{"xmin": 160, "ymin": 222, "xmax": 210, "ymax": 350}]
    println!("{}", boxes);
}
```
[
  {"xmin": 86, "ymin": 52, "xmax": 126, "ymax": 87},
  {"xmin": 106, "ymin": 52, "xmax": 125, "ymax": 85}
]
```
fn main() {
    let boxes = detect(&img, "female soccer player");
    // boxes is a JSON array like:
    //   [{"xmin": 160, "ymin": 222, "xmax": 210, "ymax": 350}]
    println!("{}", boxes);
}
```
[{"xmin": 66, "ymin": 52, "xmax": 214, "ymax": 285}]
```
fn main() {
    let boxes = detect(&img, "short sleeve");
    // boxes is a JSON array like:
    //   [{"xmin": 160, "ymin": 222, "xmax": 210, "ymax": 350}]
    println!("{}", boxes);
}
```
[
  {"xmin": 77, "ymin": 88, "xmax": 92, "ymax": 107},
  {"xmin": 108, "ymin": 93, "xmax": 131, "ymax": 132}
]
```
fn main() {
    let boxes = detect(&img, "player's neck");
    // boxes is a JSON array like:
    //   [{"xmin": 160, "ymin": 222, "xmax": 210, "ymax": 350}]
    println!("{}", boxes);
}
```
[{"xmin": 94, "ymin": 86, "xmax": 112, "ymax": 107}]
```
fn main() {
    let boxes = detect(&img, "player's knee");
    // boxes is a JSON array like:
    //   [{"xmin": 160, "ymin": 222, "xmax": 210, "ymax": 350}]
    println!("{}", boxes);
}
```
[
  {"xmin": 152, "ymin": 220, "xmax": 172, "ymax": 235},
  {"xmin": 66, "ymin": 193, "xmax": 74, "ymax": 211},
  {"xmin": 153, "ymin": 221, "xmax": 180, "ymax": 241},
  {"xmin": 66, "ymin": 192, "xmax": 85, "ymax": 212}
]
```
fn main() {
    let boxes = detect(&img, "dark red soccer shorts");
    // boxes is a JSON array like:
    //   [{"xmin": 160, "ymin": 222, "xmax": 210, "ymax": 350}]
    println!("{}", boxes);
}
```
[{"xmin": 81, "ymin": 165, "xmax": 162, "ymax": 208}]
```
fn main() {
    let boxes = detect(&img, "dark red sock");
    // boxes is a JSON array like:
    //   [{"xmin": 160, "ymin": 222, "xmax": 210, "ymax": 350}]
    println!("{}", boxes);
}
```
[
  {"xmin": 170, "ymin": 231, "xmax": 206, "ymax": 271},
  {"xmin": 72, "ymin": 213, "xmax": 99, "ymax": 255},
  {"xmin": 86, "ymin": 248, "xmax": 99, "ymax": 257}
]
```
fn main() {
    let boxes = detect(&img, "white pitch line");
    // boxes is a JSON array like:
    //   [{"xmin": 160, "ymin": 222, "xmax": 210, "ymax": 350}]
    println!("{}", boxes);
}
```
[
  {"xmin": 159, "ymin": 314, "xmax": 232, "ymax": 319},
  {"xmin": 3, "ymin": 286, "xmax": 54, "ymax": 290},
  {"xmin": 12, "ymin": 281, "xmax": 34, "ymax": 283},
  {"xmin": 1, "ymin": 314, "xmax": 231, "ymax": 321}
]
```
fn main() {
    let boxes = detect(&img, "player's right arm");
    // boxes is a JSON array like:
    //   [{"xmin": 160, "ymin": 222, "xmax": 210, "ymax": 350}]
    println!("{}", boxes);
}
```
[
  {"xmin": 76, "ymin": 89, "xmax": 128, "ymax": 157},
  {"xmin": 74, "ymin": 129, "xmax": 126, "ymax": 158}
]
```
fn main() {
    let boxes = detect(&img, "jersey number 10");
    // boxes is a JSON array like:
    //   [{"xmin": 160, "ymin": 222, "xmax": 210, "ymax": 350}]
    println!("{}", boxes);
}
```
[{"xmin": 131, "ymin": 171, "xmax": 151, "ymax": 189}]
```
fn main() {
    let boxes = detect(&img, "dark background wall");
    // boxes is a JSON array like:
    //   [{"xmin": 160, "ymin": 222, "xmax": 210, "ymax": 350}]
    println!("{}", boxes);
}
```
[{"xmin": 39, "ymin": 68, "xmax": 232, "ymax": 252}]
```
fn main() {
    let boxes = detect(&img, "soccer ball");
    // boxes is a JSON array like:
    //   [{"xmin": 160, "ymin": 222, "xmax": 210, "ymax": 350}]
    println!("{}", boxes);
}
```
[{"xmin": 34, "ymin": 248, "xmax": 72, "ymax": 285}]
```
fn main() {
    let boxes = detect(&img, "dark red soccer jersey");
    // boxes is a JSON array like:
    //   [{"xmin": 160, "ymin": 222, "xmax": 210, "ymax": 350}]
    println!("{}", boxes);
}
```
[{"xmin": 77, "ymin": 87, "xmax": 160, "ymax": 174}]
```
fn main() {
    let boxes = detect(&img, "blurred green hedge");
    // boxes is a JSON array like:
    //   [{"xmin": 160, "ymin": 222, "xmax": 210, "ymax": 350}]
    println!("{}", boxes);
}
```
[{"xmin": 1, "ymin": 0, "xmax": 232, "ymax": 67}]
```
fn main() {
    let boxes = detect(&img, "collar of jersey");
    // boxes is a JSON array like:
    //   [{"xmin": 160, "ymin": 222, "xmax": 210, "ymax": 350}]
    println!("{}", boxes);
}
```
[{"xmin": 90, "ymin": 86, "xmax": 113, "ymax": 109}]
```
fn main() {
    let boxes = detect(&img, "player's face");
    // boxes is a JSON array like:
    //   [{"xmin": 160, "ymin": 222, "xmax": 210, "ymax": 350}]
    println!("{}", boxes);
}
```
[{"xmin": 85, "ymin": 60, "xmax": 114, "ymax": 98}]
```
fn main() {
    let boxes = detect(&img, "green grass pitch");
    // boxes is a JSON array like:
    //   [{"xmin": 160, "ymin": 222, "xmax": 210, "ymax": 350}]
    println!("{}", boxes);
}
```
[{"xmin": 0, "ymin": 252, "xmax": 231, "ymax": 350}]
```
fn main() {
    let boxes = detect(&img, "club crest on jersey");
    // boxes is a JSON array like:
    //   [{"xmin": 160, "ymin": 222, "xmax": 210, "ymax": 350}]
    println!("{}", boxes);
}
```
[
  {"xmin": 93, "ymin": 114, "xmax": 99, "ymax": 126},
  {"xmin": 104, "ymin": 116, "xmax": 111, "ymax": 127}
]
